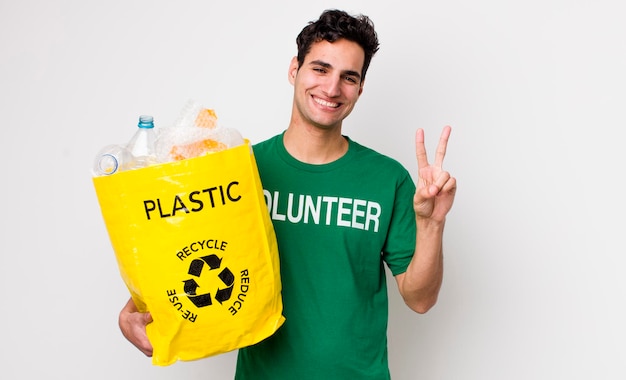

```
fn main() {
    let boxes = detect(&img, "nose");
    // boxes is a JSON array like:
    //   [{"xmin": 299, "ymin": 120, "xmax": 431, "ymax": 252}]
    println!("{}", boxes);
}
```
[{"xmin": 322, "ymin": 75, "xmax": 342, "ymax": 98}]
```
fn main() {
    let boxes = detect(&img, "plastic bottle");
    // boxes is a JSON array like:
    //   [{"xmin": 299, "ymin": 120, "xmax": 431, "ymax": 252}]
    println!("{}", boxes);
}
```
[
  {"xmin": 126, "ymin": 115, "xmax": 158, "ymax": 169},
  {"xmin": 92, "ymin": 144, "xmax": 132, "ymax": 176}
]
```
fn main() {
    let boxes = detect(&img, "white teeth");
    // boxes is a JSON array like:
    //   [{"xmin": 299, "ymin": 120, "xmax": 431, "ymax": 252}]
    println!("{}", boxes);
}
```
[{"xmin": 314, "ymin": 97, "xmax": 339, "ymax": 108}]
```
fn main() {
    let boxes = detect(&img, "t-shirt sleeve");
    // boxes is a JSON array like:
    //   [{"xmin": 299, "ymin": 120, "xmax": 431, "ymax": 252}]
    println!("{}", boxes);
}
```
[{"xmin": 382, "ymin": 171, "xmax": 417, "ymax": 276}]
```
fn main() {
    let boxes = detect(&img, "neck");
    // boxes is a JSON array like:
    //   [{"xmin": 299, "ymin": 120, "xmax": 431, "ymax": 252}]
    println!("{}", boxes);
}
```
[{"xmin": 283, "ymin": 122, "xmax": 348, "ymax": 164}]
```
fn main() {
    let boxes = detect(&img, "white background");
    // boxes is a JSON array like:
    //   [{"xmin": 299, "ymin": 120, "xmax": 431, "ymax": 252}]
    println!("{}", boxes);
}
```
[{"xmin": 1, "ymin": 0, "xmax": 625, "ymax": 379}]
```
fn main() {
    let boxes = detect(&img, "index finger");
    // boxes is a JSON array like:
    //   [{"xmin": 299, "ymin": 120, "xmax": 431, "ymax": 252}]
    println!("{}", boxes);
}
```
[
  {"xmin": 434, "ymin": 126, "xmax": 452, "ymax": 168},
  {"xmin": 415, "ymin": 128, "xmax": 429, "ymax": 170}
]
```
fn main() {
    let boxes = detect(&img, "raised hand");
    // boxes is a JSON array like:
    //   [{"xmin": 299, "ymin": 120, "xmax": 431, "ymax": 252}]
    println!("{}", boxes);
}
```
[{"xmin": 413, "ymin": 126, "xmax": 457, "ymax": 224}]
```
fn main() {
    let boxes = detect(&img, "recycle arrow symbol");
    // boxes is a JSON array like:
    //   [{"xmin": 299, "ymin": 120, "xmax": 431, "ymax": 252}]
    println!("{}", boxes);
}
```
[
  {"xmin": 215, "ymin": 267, "xmax": 235, "ymax": 304},
  {"xmin": 183, "ymin": 254, "xmax": 234, "ymax": 308},
  {"xmin": 188, "ymin": 254, "xmax": 222, "ymax": 277},
  {"xmin": 183, "ymin": 278, "xmax": 212, "ymax": 307}
]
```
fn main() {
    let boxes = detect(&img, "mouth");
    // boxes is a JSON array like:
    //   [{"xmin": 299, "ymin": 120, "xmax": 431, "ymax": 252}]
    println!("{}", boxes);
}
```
[{"xmin": 313, "ymin": 96, "xmax": 340, "ymax": 109}]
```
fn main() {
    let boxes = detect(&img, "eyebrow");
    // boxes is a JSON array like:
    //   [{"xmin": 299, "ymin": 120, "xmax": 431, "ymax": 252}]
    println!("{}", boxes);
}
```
[{"xmin": 309, "ymin": 60, "xmax": 362, "ymax": 81}]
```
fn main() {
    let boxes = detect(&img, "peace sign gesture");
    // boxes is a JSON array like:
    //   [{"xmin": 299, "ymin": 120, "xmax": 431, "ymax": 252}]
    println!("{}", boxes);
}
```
[{"xmin": 413, "ymin": 126, "xmax": 457, "ymax": 224}]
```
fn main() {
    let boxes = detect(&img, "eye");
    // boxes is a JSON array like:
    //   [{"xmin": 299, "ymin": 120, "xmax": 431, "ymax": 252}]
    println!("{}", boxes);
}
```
[{"xmin": 344, "ymin": 75, "xmax": 359, "ymax": 84}]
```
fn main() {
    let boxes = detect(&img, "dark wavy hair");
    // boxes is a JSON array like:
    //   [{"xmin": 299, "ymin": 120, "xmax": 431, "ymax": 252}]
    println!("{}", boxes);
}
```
[{"xmin": 296, "ymin": 9, "xmax": 380, "ymax": 81}]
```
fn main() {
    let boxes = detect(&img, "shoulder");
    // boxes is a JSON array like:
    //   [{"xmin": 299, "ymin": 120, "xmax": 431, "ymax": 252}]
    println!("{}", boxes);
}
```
[
  {"xmin": 251, "ymin": 134, "xmax": 288, "ymax": 181},
  {"xmin": 252, "ymin": 133, "xmax": 283, "ymax": 152},
  {"xmin": 251, "ymin": 133, "xmax": 283, "ymax": 161},
  {"xmin": 348, "ymin": 138, "xmax": 410, "ymax": 175}
]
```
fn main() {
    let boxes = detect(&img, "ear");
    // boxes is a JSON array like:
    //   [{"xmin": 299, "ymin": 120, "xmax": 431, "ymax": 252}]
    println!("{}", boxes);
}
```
[
  {"xmin": 358, "ymin": 79, "xmax": 365, "ymax": 96},
  {"xmin": 288, "ymin": 56, "xmax": 299, "ymax": 85}
]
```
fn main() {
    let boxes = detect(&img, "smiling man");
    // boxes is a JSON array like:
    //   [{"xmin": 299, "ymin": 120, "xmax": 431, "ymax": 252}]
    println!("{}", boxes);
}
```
[{"xmin": 118, "ymin": 9, "xmax": 457, "ymax": 379}]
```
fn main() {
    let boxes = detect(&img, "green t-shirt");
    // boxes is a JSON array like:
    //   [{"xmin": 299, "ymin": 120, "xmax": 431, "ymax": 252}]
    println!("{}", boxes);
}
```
[{"xmin": 235, "ymin": 133, "xmax": 416, "ymax": 379}]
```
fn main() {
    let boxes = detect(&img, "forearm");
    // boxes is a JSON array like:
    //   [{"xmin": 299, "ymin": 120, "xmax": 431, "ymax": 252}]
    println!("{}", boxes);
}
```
[{"xmin": 398, "ymin": 219, "xmax": 445, "ymax": 313}]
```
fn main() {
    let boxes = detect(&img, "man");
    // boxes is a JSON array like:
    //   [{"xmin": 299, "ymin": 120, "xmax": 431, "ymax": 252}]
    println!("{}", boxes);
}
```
[{"xmin": 119, "ymin": 9, "xmax": 456, "ymax": 379}]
